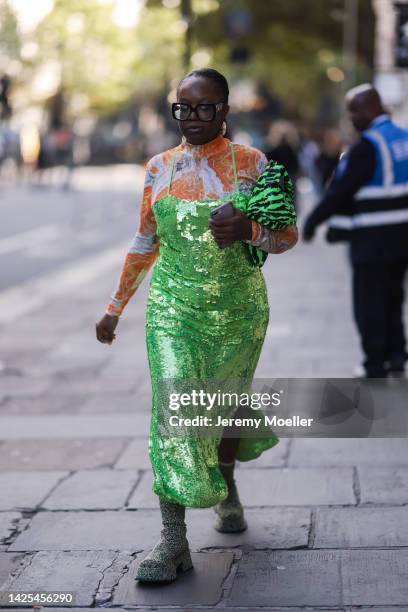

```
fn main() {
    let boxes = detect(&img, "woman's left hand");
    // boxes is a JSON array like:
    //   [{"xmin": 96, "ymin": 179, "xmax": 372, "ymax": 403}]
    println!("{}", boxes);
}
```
[{"xmin": 209, "ymin": 208, "xmax": 252, "ymax": 249}]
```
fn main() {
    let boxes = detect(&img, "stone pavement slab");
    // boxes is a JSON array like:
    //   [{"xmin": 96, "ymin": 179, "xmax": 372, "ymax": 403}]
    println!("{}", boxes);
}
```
[
  {"xmin": 0, "ymin": 395, "xmax": 87, "ymax": 416},
  {"xmin": 0, "ymin": 550, "xmax": 126, "ymax": 607},
  {"xmin": 103, "ymin": 346, "xmax": 151, "ymax": 370},
  {"xmin": 48, "ymin": 376, "xmax": 138, "ymax": 396},
  {"xmin": 127, "ymin": 470, "xmax": 156, "ymax": 508},
  {"xmin": 114, "ymin": 438, "xmax": 151, "ymax": 470},
  {"xmin": 0, "ymin": 552, "xmax": 27, "ymax": 589},
  {"xmin": 41, "ymin": 469, "xmax": 139, "ymax": 510},
  {"xmin": 78, "ymin": 392, "xmax": 149, "ymax": 414},
  {"xmin": 341, "ymin": 549, "xmax": 408, "ymax": 606},
  {"xmin": 44, "ymin": 335, "xmax": 111, "ymax": 364},
  {"xmin": 0, "ymin": 330, "xmax": 60, "ymax": 351},
  {"xmin": 347, "ymin": 609, "xmax": 408, "ymax": 612},
  {"xmin": 13, "ymin": 312, "xmax": 87, "ymax": 333},
  {"xmin": 10, "ymin": 607, "xmax": 408, "ymax": 612},
  {"xmin": 0, "ymin": 413, "xmax": 149, "ymax": 439},
  {"xmin": 187, "ymin": 507, "xmax": 310, "ymax": 551},
  {"xmin": 236, "ymin": 438, "xmax": 290, "ymax": 468},
  {"xmin": 290, "ymin": 438, "xmax": 408, "ymax": 466},
  {"xmin": 0, "ymin": 471, "xmax": 67, "ymax": 511},
  {"xmin": 8, "ymin": 507, "xmax": 310, "ymax": 552},
  {"xmin": 0, "ymin": 438, "xmax": 127, "ymax": 471},
  {"xmin": 64, "ymin": 360, "xmax": 146, "ymax": 397},
  {"xmin": 128, "ymin": 466, "xmax": 356, "ymax": 509},
  {"xmin": 0, "ymin": 513, "xmax": 21, "ymax": 544},
  {"xmin": 112, "ymin": 551, "xmax": 234, "ymax": 607},
  {"xmin": 358, "ymin": 466, "xmax": 408, "ymax": 504},
  {"xmin": 22, "ymin": 608, "xmax": 371, "ymax": 612},
  {"xmin": 314, "ymin": 506, "xmax": 408, "ymax": 548},
  {"xmin": 0, "ymin": 376, "xmax": 52, "ymax": 403},
  {"xmin": 34, "ymin": 609, "xmax": 344, "ymax": 612},
  {"xmin": 226, "ymin": 549, "xmax": 408, "ymax": 608},
  {"xmin": 235, "ymin": 467, "xmax": 356, "ymax": 506},
  {"xmin": 226, "ymin": 549, "xmax": 343, "ymax": 607},
  {"xmin": 347, "ymin": 608, "xmax": 408, "ymax": 611},
  {"xmin": 61, "ymin": 374, "xmax": 138, "ymax": 395},
  {"xmin": 257, "ymin": 239, "xmax": 361, "ymax": 379},
  {"xmin": 8, "ymin": 510, "xmax": 143, "ymax": 553}
]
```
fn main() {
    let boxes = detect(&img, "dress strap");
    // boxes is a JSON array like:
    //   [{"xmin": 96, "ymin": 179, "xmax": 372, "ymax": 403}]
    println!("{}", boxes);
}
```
[
  {"xmin": 229, "ymin": 142, "xmax": 239, "ymax": 193},
  {"xmin": 167, "ymin": 151, "xmax": 178, "ymax": 195}
]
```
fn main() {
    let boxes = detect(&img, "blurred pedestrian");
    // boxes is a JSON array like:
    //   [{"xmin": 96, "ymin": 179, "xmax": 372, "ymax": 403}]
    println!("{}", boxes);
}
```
[
  {"xmin": 314, "ymin": 128, "xmax": 342, "ymax": 191},
  {"xmin": 34, "ymin": 131, "xmax": 55, "ymax": 186},
  {"xmin": 0, "ymin": 74, "xmax": 12, "ymax": 120},
  {"xmin": 303, "ymin": 84, "xmax": 408, "ymax": 378},
  {"xmin": 265, "ymin": 120, "xmax": 300, "ymax": 208},
  {"xmin": 298, "ymin": 132, "xmax": 321, "ymax": 197},
  {"xmin": 52, "ymin": 124, "xmax": 74, "ymax": 190}
]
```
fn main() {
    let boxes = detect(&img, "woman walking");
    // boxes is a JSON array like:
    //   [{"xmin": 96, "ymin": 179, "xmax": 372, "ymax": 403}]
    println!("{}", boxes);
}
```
[{"xmin": 96, "ymin": 68, "xmax": 298, "ymax": 582}]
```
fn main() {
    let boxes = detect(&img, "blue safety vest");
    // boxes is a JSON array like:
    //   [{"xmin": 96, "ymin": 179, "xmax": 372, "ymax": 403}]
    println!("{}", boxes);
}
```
[{"xmin": 327, "ymin": 115, "xmax": 408, "ymax": 261}]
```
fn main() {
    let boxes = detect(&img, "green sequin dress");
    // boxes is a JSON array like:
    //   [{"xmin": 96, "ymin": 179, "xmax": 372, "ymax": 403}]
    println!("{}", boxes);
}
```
[{"xmin": 146, "ymin": 142, "xmax": 279, "ymax": 508}]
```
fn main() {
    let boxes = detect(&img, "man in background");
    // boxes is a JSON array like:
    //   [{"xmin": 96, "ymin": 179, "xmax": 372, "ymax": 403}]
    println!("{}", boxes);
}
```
[{"xmin": 303, "ymin": 84, "xmax": 408, "ymax": 378}]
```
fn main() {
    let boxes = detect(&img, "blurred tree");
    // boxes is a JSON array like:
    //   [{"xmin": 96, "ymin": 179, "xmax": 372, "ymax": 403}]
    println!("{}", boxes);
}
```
[
  {"xmin": 26, "ymin": 0, "xmax": 374, "ymax": 124},
  {"xmin": 0, "ymin": 0, "xmax": 20, "ymax": 61},
  {"xmin": 146, "ymin": 0, "xmax": 375, "ymax": 122},
  {"xmin": 0, "ymin": 0, "xmax": 20, "ymax": 119},
  {"xmin": 31, "ymin": 0, "xmax": 186, "ymax": 119}
]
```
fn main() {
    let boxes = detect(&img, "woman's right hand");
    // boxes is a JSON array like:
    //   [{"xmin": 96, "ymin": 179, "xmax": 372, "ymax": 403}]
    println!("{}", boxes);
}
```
[{"xmin": 96, "ymin": 313, "xmax": 119, "ymax": 345}]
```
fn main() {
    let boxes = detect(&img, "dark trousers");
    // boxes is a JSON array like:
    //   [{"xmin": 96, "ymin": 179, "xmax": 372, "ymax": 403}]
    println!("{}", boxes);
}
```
[{"xmin": 352, "ymin": 261, "xmax": 408, "ymax": 376}]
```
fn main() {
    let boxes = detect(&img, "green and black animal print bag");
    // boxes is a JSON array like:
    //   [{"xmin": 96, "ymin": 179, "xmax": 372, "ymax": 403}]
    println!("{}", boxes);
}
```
[{"xmin": 242, "ymin": 161, "xmax": 297, "ymax": 267}]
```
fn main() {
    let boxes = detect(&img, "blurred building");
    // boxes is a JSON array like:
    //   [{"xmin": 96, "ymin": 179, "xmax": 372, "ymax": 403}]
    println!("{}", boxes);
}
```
[{"xmin": 372, "ymin": 0, "xmax": 408, "ymax": 124}]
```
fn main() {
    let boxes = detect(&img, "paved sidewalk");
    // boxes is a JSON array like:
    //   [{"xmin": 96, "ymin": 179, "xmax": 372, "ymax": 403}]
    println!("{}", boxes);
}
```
[{"xmin": 0, "ymin": 184, "xmax": 408, "ymax": 610}]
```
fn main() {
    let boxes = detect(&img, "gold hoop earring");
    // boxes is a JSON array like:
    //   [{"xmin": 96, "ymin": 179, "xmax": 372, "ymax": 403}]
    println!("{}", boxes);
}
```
[{"xmin": 221, "ymin": 121, "xmax": 227, "ymax": 136}]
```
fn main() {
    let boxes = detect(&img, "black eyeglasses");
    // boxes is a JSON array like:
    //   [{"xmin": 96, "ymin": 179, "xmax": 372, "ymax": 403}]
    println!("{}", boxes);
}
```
[{"xmin": 172, "ymin": 102, "xmax": 225, "ymax": 122}]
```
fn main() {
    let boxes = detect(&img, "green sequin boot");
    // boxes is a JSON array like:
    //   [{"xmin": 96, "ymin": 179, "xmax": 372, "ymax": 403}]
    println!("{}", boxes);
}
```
[
  {"xmin": 213, "ymin": 460, "xmax": 247, "ymax": 533},
  {"xmin": 135, "ymin": 497, "xmax": 193, "ymax": 582}
]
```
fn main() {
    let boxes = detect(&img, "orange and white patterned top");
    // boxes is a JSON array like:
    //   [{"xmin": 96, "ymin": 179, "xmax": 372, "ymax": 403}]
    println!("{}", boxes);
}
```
[{"xmin": 105, "ymin": 134, "xmax": 288, "ymax": 317}]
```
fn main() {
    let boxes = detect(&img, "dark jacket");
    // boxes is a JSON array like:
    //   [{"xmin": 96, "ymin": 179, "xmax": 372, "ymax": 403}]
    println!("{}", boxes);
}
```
[{"xmin": 305, "ymin": 116, "xmax": 408, "ymax": 263}]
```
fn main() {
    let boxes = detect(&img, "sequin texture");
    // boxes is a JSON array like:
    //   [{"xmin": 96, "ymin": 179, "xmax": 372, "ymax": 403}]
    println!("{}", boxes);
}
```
[{"xmin": 146, "ymin": 145, "xmax": 279, "ymax": 508}]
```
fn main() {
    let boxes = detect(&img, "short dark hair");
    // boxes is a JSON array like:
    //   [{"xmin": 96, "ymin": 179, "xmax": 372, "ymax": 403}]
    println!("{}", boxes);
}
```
[{"xmin": 177, "ymin": 68, "xmax": 229, "ymax": 102}]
